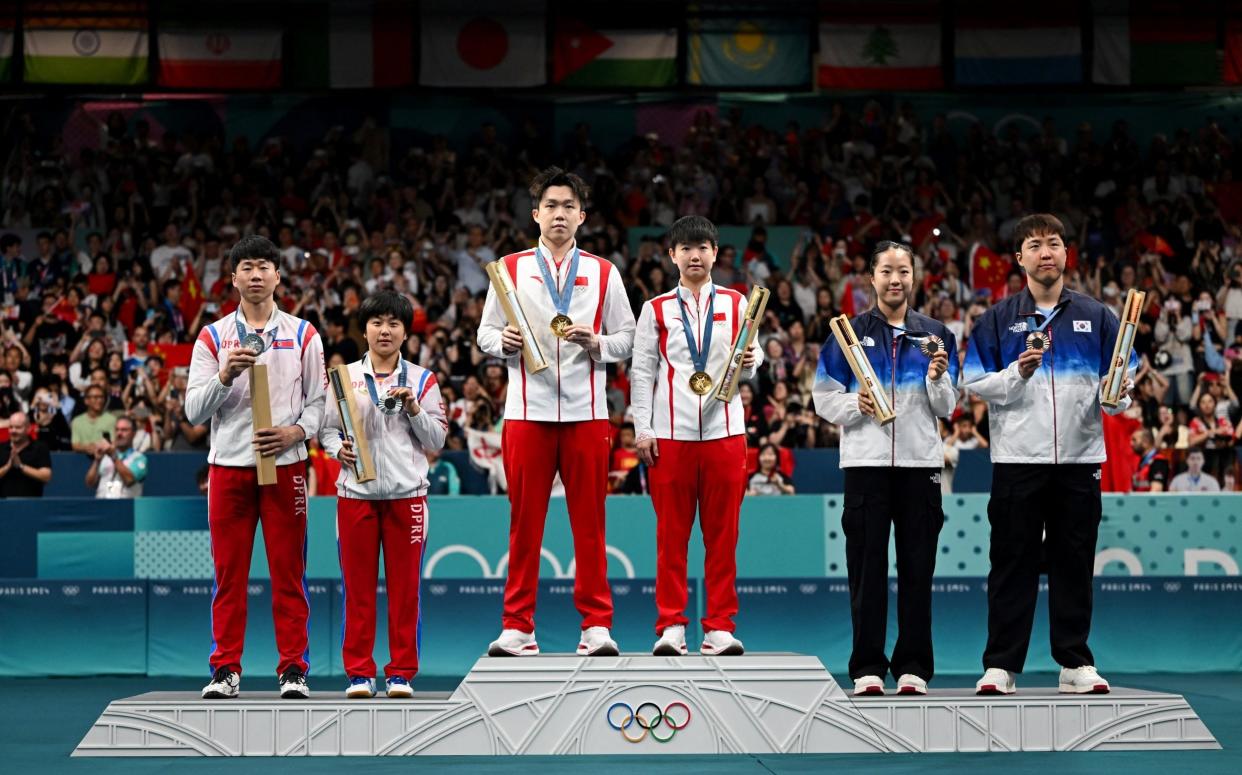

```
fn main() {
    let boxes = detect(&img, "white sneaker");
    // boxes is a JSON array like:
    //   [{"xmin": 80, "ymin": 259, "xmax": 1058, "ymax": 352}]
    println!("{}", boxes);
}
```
[
  {"xmin": 652, "ymin": 625, "xmax": 688, "ymax": 656},
  {"xmin": 577, "ymin": 626, "xmax": 620, "ymax": 656},
  {"xmin": 1059, "ymin": 665, "xmax": 1110, "ymax": 694},
  {"xmin": 976, "ymin": 667, "xmax": 1016, "ymax": 695},
  {"xmin": 345, "ymin": 676, "xmax": 375, "ymax": 698},
  {"xmin": 700, "ymin": 630, "xmax": 745, "ymax": 656},
  {"xmin": 897, "ymin": 674, "xmax": 928, "ymax": 695},
  {"xmin": 852, "ymin": 675, "xmax": 885, "ymax": 696},
  {"xmin": 202, "ymin": 667, "xmax": 239, "ymax": 699},
  {"xmin": 385, "ymin": 676, "xmax": 414, "ymax": 698},
  {"xmin": 487, "ymin": 629, "xmax": 539, "ymax": 657},
  {"xmin": 279, "ymin": 668, "xmax": 310, "ymax": 699}
]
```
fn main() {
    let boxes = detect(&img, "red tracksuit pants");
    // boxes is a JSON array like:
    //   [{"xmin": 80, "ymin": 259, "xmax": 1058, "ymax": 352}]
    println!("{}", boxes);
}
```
[
  {"xmin": 501, "ymin": 419, "xmax": 612, "ymax": 633},
  {"xmin": 337, "ymin": 496, "xmax": 428, "ymax": 681},
  {"xmin": 208, "ymin": 463, "xmax": 310, "ymax": 676},
  {"xmin": 647, "ymin": 435, "xmax": 748, "ymax": 634}
]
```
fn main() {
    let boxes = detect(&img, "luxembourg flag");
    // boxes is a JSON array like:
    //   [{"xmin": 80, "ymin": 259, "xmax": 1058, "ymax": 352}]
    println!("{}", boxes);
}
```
[{"xmin": 955, "ymin": 16, "xmax": 1082, "ymax": 85}]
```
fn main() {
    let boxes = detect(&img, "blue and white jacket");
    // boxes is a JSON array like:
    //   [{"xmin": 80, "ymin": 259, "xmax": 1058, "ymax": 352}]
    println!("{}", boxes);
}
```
[
  {"xmin": 962, "ymin": 287, "xmax": 1135, "ymax": 465},
  {"xmin": 813, "ymin": 308, "xmax": 959, "ymax": 468}
]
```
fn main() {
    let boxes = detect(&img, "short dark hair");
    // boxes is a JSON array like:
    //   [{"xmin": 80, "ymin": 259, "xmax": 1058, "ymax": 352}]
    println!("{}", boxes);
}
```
[
  {"xmin": 868, "ymin": 240, "xmax": 915, "ymax": 272},
  {"xmin": 358, "ymin": 291, "xmax": 414, "ymax": 332},
  {"xmin": 528, "ymin": 166, "xmax": 590, "ymax": 209},
  {"xmin": 229, "ymin": 234, "xmax": 280, "ymax": 268},
  {"xmin": 1012, "ymin": 213, "xmax": 1066, "ymax": 253},
  {"xmin": 667, "ymin": 215, "xmax": 719, "ymax": 249}
]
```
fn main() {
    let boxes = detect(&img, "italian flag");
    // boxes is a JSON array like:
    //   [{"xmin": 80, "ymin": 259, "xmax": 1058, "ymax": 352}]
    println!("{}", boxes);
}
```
[
  {"xmin": 553, "ymin": 21, "xmax": 677, "ymax": 87},
  {"xmin": 286, "ymin": 0, "xmax": 413, "ymax": 88},
  {"xmin": 23, "ymin": 11, "xmax": 148, "ymax": 85},
  {"xmin": 158, "ymin": 27, "xmax": 282, "ymax": 89}
]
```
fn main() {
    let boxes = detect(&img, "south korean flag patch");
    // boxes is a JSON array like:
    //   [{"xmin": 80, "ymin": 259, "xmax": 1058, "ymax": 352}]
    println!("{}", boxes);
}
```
[{"xmin": 1073, "ymin": 320, "xmax": 1092, "ymax": 333}]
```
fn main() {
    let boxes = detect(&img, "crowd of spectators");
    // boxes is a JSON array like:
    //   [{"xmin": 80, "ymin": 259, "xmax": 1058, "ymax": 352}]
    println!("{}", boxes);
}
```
[{"xmin": 1, "ymin": 98, "xmax": 1240, "ymax": 495}]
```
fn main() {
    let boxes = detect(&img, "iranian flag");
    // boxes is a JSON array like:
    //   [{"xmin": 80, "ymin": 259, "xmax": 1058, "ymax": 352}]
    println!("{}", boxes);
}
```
[
  {"xmin": 158, "ymin": 28, "xmax": 281, "ymax": 88},
  {"xmin": 818, "ymin": 5, "xmax": 941, "ymax": 90},
  {"xmin": 23, "ymin": 3, "xmax": 149, "ymax": 85},
  {"xmin": 420, "ymin": 0, "xmax": 546, "ymax": 87},
  {"xmin": 286, "ymin": 0, "xmax": 413, "ymax": 88},
  {"xmin": 553, "ymin": 21, "xmax": 677, "ymax": 87}
]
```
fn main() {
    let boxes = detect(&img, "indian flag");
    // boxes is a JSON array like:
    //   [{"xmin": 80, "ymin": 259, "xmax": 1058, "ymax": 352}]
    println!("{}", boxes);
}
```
[
  {"xmin": 553, "ymin": 21, "xmax": 677, "ymax": 87},
  {"xmin": 23, "ymin": 13, "xmax": 148, "ymax": 85},
  {"xmin": 158, "ymin": 28, "xmax": 282, "ymax": 89}
]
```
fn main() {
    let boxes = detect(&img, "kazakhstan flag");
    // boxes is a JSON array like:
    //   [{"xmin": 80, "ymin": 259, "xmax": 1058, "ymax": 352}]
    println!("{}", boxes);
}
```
[{"xmin": 688, "ymin": 15, "xmax": 810, "ymax": 87}]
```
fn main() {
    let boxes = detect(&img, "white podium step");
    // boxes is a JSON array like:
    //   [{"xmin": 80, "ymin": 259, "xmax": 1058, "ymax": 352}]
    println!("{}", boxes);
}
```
[{"xmin": 73, "ymin": 654, "xmax": 1220, "ymax": 756}]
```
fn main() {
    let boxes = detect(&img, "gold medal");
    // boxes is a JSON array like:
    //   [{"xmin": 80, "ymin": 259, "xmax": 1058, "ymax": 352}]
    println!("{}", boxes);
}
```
[
  {"xmin": 920, "ymin": 335, "xmax": 944, "ymax": 357},
  {"xmin": 689, "ymin": 371, "xmax": 713, "ymax": 395},
  {"xmin": 550, "ymin": 314, "xmax": 573, "ymax": 339},
  {"xmin": 1026, "ymin": 331, "xmax": 1050, "ymax": 352}
]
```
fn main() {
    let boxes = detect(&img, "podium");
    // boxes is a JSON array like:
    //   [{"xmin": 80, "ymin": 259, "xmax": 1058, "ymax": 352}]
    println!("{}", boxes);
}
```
[{"xmin": 74, "ymin": 654, "xmax": 1219, "ymax": 756}]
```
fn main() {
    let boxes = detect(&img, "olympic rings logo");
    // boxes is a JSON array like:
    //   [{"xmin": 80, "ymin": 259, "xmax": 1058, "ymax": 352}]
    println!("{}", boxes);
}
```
[{"xmin": 606, "ymin": 701, "xmax": 691, "ymax": 743}]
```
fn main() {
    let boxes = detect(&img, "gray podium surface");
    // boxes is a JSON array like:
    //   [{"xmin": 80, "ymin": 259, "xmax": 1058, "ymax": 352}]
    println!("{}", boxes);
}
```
[{"xmin": 73, "ymin": 653, "xmax": 1220, "ymax": 756}]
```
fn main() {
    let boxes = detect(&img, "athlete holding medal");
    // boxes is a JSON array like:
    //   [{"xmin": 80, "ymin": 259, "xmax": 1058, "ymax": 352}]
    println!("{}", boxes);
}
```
[
  {"xmin": 186, "ymin": 235, "xmax": 327, "ymax": 700},
  {"xmin": 477, "ymin": 167, "xmax": 636, "ymax": 657},
  {"xmin": 963, "ymin": 214, "xmax": 1135, "ymax": 696},
  {"xmin": 630, "ymin": 216, "xmax": 761, "ymax": 657},
  {"xmin": 812, "ymin": 240, "xmax": 958, "ymax": 696}
]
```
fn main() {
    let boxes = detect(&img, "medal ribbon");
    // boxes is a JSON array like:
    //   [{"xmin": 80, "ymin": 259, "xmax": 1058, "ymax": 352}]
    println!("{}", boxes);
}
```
[
  {"xmin": 1024, "ymin": 304, "xmax": 1065, "ymax": 341},
  {"xmin": 535, "ymin": 245, "xmax": 581, "ymax": 318},
  {"xmin": 363, "ymin": 356, "xmax": 408, "ymax": 408},
  {"xmin": 676, "ymin": 287, "xmax": 715, "ymax": 376}
]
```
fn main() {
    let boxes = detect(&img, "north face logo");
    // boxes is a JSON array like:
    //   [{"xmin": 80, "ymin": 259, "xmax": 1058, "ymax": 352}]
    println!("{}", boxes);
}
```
[
  {"xmin": 1009, "ymin": 321, "xmax": 1029, "ymax": 334},
  {"xmin": 930, "ymin": 473, "xmax": 941, "ymax": 484},
  {"xmin": 861, "ymin": 336, "xmax": 876, "ymax": 347}
]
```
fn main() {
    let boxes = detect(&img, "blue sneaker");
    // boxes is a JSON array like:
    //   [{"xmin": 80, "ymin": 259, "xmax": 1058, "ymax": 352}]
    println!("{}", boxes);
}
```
[
  {"xmin": 386, "ymin": 676, "xmax": 413, "ymax": 698},
  {"xmin": 345, "ymin": 676, "xmax": 376, "ymax": 698}
]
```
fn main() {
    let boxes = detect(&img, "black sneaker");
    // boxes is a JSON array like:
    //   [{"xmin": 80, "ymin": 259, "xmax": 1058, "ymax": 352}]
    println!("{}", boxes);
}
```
[
  {"xmin": 202, "ymin": 667, "xmax": 240, "ymax": 699},
  {"xmin": 279, "ymin": 667, "xmax": 310, "ymax": 699}
]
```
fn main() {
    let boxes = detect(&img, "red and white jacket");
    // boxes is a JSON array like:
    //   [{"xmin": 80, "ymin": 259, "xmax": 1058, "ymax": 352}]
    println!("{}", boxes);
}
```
[
  {"xmin": 477, "ymin": 240, "xmax": 635, "ymax": 423},
  {"xmin": 186, "ymin": 308, "xmax": 327, "ymax": 467},
  {"xmin": 318, "ymin": 354, "xmax": 448, "ymax": 500},
  {"xmin": 631, "ymin": 284, "xmax": 763, "ymax": 442}
]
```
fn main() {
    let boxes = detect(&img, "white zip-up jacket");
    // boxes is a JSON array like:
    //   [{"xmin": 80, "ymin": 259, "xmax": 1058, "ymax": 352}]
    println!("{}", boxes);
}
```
[
  {"xmin": 318, "ymin": 354, "xmax": 448, "ymax": 500},
  {"xmin": 962, "ymin": 287, "xmax": 1134, "ymax": 465},
  {"xmin": 631, "ymin": 284, "xmax": 764, "ymax": 441},
  {"xmin": 477, "ymin": 240, "xmax": 635, "ymax": 423},
  {"xmin": 813, "ymin": 308, "xmax": 959, "ymax": 468},
  {"xmin": 186, "ymin": 308, "xmax": 327, "ymax": 467}
]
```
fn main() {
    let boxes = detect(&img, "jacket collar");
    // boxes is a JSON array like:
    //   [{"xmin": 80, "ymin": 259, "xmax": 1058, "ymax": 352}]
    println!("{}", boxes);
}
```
[
  {"xmin": 865, "ymin": 305, "xmax": 932, "ymax": 338},
  {"xmin": 1016, "ymin": 284, "xmax": 1073, "ymax": 318}
]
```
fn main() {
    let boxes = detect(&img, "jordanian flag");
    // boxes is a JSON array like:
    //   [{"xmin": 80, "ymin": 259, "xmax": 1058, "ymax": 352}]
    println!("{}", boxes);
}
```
[
  {"xmin": 553, "ymin": 21, "xmax": 677, "ymax": 87},
  {"xmin": 23, "ymin": 2, "xmax": 149, "ymax": 85}
]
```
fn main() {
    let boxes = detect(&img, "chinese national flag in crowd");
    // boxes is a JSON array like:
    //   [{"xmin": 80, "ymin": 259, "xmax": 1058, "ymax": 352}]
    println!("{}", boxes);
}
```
[
  {"xmin": 969, "ymin": 242, "xmax": 1011, "ymax": 299},
  {"xmin": 180, "ymin": 259, "xmax": 204, "ymax": 323},
  {"xmin": 1137, "ymin": 231, "xmax": 1175, "ymax": 257}
]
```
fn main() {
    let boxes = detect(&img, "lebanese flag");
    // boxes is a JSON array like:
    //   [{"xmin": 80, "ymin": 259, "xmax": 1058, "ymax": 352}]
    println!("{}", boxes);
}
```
[
  {"xmin": 818, "ymin": 3, "xmax": 941, "ymax": 89},
  {"xmin": 179, "ymin": 259, "xmax": 204, "ymax": 324},
  {"xmin": 157, "ymin": 27, "xmax": 281, "ymax": 88},
  {"xmin": 420, "ymin": 0, "xmax": 546, "ymax": 87},
  {"xmin": 969, "ymin": 242, "xmax": 1011, "ymax": 300}
]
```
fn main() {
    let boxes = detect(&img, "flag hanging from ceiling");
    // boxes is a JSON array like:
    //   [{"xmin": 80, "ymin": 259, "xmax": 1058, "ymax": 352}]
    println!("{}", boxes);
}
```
[
  {"xmin": 23, "ymin": 1, "xmax": 149, "ymax": 85},
  {"xmin": 818, "ymin": 2, "xmax": 942, "ymax": 90},
  {"xmin": 420, "ymin": 0, "xmax": 546, "ymax": 87},
  {"xmin": 1093, "ymin": 4, "xmax": 1218, "ymax": 86},
  {"xmin": 688, "ymin": 13, "xmax": 810, "ymax": 87},
  {"xmin": 158, "ymin": 27, "xmax": 282, "ymax": 88},
  {"xmin": 286, "ymin": 0, "xmax": 414, "ymax": 88},
  {"xmin": 553, "ymin": 21, "xmax": 677, "ymax": 88},
  {"xmin": 955, "ymin": 8, "xmax": 1082, "ymax": 85}
]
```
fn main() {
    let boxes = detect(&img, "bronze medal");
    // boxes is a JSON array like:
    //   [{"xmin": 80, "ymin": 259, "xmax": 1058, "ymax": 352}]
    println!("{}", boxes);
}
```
[
  {"xmin": 1026, "ymin": 331, "xmax": 1049, "ymax": 352},
  {"xmin": 920, "ymin": 335, "xmax": 944, "ymax": 356},
  {"xmin": 550, "ymin": 314, "xmax": 573, "ymax": 339},
  {"xmin": 689, "ymin": 371, "xmax": 713, "ymax": 396}
]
